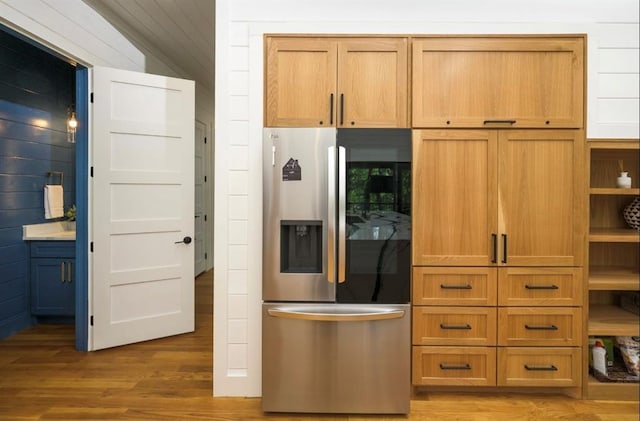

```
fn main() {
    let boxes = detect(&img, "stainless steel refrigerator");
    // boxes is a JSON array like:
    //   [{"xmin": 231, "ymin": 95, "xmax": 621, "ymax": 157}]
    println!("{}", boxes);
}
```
[{"xmin": 262, "ymin": 127, "xmax": 411, "ymax": 414}]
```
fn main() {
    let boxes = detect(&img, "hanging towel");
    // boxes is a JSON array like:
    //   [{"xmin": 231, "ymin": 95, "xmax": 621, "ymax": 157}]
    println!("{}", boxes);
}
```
[{"xmin": 44, "ymin": 185, "xmax": 64, "ymax": 219}]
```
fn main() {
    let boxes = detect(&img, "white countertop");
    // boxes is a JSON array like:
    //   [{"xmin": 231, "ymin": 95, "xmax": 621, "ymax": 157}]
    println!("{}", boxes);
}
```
[{"xmin": 23, "ymin": 222, "xmax": 76, "ymax": 241}]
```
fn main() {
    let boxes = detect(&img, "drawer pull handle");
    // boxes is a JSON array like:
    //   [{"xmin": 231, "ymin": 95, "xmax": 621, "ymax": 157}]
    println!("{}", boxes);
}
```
[
  {"xmin": 440, "ymin": 363, "xmax": 471, "ymax": 370},
  {"xmin": 525, "ymin": 284, "xmax": 559, "ymax": 290},
  {"xmin": 524, "ymin": 324, "xmax": 558, "ymax": 330},
  {"xmin": 440, "ymin": 284, "xmax": 472, "ymax": 290},
  {"xmin": 524, "ymin": 364, "xmax": 558, "ymax": 371},
  {"xmin": 440, "ymin": 324, "xmax": 472, "ymax": 330},
  {"xmin": 484, "ymin": 119, "xmax": 516, "ymax": 125}
]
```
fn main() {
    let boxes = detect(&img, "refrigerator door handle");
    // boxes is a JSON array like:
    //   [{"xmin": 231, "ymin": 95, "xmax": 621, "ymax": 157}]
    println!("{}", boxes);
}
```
[
  {"xmin": 337, "ymin": 146, "xmax": 346, "ymax": 283},
  {"xmin": 327, "ymin": 146, "xmax": 336, "ymax": 284},
  {"xmin": 267, "ymin": 308, "xmax": 405, "ymax": 322}
]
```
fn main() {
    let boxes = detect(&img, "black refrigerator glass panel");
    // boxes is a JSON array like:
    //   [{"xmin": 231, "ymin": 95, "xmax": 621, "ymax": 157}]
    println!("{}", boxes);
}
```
[{"xmin": 336, "ymin": 129, "xmax": 411, "ymax": 304}]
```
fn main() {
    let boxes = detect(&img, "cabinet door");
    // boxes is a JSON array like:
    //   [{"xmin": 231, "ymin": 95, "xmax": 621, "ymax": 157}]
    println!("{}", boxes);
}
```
[
  {"xmin": 499, "ymin": 130, "xmax": 585, "ymax": 266},
  {"xmin": 412, "ymin": 37, "xmax": 584, "ymax": 128},
  {"xmin": 265, "ymin": 37, "xmax": 337, "ymax": 127},
  {"xmin": 412, "ymin": 130, "xmax": 498, "ymax": 265},
  {"xmin": 31, "ymin": 258, "xmax": 75, "ymax": 316},
  {"xmin": 337, "ymin": 38, "xmax": 408, "ymax": 128}
]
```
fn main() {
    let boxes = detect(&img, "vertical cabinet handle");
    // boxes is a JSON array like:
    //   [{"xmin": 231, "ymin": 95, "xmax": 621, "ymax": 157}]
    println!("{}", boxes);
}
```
[
  {"xmin": 339, "ymin": 93, "xmax": 344, "ymax": 126},
  {"xmin": 491, "ymin": 233, "xmax": 497, "ymax": 263},
  {"xmin": 501, "ymin": 233, "xmax": 508, "ymax": 264},
  {"xmin": 60, "ymin": 261, "xmax": 73, "ymax": 283},
  {"xmin": 329, "ymin": 93, "xmax": 334, "ymax": 125}
]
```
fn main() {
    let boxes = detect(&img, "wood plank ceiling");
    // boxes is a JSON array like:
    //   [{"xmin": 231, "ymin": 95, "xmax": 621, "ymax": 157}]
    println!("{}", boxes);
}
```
[{"xmin": 82, "ymin": 0, "xmax": 215, "ymax": 97}]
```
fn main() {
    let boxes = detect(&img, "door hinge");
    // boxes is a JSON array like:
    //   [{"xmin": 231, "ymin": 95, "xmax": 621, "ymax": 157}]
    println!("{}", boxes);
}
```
[
  {"xmin": 204, "ymin": 176, "xmax": 207, "ymax": 182},
  {"xmin": 90, "ymin": 316, "xmax": 94, "ymax": 326},
  {"xmin": 204, "ymin": 215, "xmax": 207, "ymax": 222},
  {"xmin": 90, "ymin": 92, "xmax": 94, "ymax": 103},
  {"xmin": 90, "ymin": 167, "xmax": 94, "ymax": 177},
  {"xmin": 90, "ymin": 242, "xmax": 94, "ymax": 252},
  {"xmin": 204, "ymin": 137, "xmax": 207, "ymax": 144},
  {"xmin": 205, "ymin": 252, "xmax": 208, "ymax": 259}
]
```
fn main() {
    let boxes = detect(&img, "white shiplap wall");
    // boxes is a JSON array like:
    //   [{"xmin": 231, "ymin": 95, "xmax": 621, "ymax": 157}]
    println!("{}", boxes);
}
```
[
  {"xmin": 214, "ymin": 0, "xmax": 640, "ymax": 397},
  {"xmin": 0, "ymin": 0, "xmax": 144, "ymax": 70},
  {"xmin": 588, "ymin": 23, "xmax": 640, "ymax": 138}
]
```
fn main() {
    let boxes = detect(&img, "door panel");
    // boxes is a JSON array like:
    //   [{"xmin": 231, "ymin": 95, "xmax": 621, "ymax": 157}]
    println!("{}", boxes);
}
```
[
  {"xmin": 412, "ymin": 130, "xmax": 498, "ymax": 265},
  {"xmin": 265, "ymin": 38, "xmax": 337, "ymax": 127},
  {"xmin": 412, "ymin": 37, "xmax": 583, "ymax": 128},
  {"xmin": 338, "ymin": 38, "xmax": 408, "ymax": 128},
  {"xmin": 498, "ymin": 130, "xmax": 584, "ymax": 266},
  {"xmin": 91, "ymin": 66, "xmax": 195, "ymax": 350}
]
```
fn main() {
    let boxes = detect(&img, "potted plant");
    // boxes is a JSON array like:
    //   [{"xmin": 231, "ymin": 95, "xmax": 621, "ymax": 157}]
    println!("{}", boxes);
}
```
[{"xmin": 64, "ymin": 204, "xmax": 76, "ymax": 231}]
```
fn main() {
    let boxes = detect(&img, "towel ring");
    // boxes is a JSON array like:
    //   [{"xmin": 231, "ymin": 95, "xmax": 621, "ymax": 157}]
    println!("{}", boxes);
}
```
[{"xmin": 47, "ymin": 171, "xmax": 63, "ymax": 185}]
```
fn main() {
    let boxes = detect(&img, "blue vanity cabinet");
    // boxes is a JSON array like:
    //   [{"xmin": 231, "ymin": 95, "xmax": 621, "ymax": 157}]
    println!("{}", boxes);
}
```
[{"xmin": 29, "ymin": 242, "xmax": 75, "ymax": 316}]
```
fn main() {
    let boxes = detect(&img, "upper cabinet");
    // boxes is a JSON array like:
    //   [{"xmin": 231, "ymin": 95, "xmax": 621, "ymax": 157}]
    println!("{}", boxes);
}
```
[
  {"xmin": 412, "ymin": 37, "xmax": 584, "ymax": 129},
  {"xmin": 265, "ymin": 36, "xmax": 409, "ymax": 128}
]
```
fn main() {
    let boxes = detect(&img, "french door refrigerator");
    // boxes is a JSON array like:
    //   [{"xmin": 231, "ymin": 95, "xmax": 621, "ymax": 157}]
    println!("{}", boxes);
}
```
[{"xmin": 262, "ymin": 127, "xmax": 411, "ymax": 414}]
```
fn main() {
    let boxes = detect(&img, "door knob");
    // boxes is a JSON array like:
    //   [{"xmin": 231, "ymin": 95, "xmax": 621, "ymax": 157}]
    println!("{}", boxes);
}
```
[{"xmin": 175, "ymin": 236, "xmax": 192, "ymax": 244}]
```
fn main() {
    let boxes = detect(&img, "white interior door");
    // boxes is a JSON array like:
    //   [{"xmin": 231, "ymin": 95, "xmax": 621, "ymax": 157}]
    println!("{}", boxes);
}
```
[
  {"xmin": 91, "ymin": 66, "xmax": 195, "ymax": 350},
  {"xmin": 194, "ymin": 120, "xmax": 206, "ymax": 276}
]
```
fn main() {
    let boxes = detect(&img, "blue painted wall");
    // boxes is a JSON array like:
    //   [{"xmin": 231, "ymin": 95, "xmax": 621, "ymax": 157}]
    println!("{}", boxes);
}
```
[{"xmin": 0, "ymin": 28, "xmax": 76, "ymax": 339}]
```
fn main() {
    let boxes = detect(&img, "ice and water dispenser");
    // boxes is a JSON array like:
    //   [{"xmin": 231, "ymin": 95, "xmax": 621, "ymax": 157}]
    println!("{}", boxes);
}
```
[{"xmin": 280, "ymin": 221, "xmax": 322, "ymax": 274}]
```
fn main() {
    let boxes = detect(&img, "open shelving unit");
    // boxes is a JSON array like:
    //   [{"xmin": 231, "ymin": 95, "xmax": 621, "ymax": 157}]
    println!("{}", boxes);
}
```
[{"xmin": 585, "ymin": 139, "xmax": 640, "ymax": 401}]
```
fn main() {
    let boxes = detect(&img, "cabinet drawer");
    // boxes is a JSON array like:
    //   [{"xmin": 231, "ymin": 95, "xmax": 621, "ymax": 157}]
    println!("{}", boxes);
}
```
[
  {"xmin": 413, "ymin": 307, "xmax": 496, "ymax": 346},
  {"xmin": 498, "ymin": 267, "xmax": 582, "ymax": 306},
  {"xmin": 30, "ymin": 241, "xmax": 75, "ymax": 258},
  {"xmin": 413, "ymin": 346, "xmax": 496, "ymax": 386},
  {"xmin": 413, "ymin": 267, "xmax": 497, "ymax": 306},
  {"xmin": 497, "ymin": 307, "xmax": 582, "ymax": 346},
  {"xmin": 497, "ymin": 347, "xmax": 581, "ymax": 387}
]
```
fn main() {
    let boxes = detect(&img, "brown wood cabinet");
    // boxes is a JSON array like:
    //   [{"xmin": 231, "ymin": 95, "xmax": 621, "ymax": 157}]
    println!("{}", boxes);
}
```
[
  {"xmin": 411, "ymin": 268, "xmax": 583, "ymax": 388},
  {"xmin": 585, "ymin": 139, "xmax": 640, "ymax": 401},
  {"xmin": 265, "ymin": 36, "xmax": 408, "ymax": 127},
  {"xmin": 412, "ymin": 129, "xmax": 585, "ymax": 267},
  {"xmin": 411, "ymin": 36, "xmax": 585, "ymax": 394},
  {"xmin": 412, "ymin": 36, "xmax": 584, "ymax": 128}
]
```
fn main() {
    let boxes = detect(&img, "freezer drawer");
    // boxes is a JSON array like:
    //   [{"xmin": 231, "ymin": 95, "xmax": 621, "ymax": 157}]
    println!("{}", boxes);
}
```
[{"xmin": 262, "ymin": 303, "xmax": 410, "ymax": 414}]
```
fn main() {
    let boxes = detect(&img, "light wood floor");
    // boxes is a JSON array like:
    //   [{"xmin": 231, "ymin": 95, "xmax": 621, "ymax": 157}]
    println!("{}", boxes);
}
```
[{"xmin": 1, "ymin": 270, "xmax": 638, "ymax": 420}]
